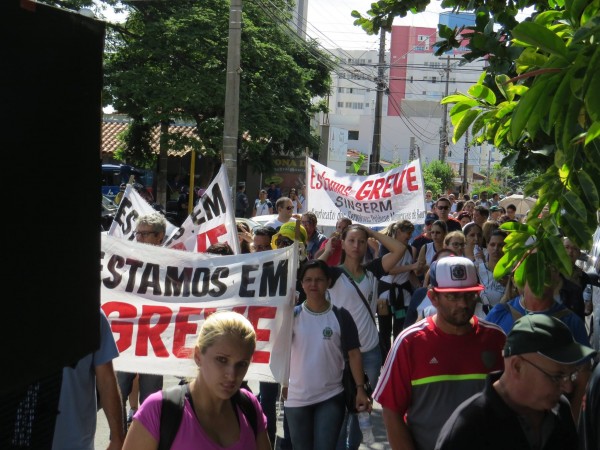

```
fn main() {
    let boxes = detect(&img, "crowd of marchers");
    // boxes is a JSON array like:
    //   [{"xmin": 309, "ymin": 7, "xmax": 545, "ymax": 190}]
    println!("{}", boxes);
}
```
[{"xmin": 54, "ymin": 186, "xmax": 599, "ymax": 450}]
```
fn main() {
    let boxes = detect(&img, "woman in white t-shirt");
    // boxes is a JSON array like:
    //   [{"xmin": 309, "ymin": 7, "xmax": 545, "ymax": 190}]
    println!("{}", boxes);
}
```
[
  {"xmin": 253, "ymin": 190, "xmax": 273, "ymax": 217},
  {"xmin": 284, "ymin": 260, "xmax": 370, "ymax": 450}
]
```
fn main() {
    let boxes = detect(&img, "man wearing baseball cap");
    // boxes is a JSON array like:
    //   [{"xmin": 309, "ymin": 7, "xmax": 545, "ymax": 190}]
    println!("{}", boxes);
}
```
[
  {"xmin": 373, "ymin": 256, "xmax": 506, "ymax": 450},
  {"xmin": 436, "ymin": 314, "xmax": 597, "ymax": 449}
]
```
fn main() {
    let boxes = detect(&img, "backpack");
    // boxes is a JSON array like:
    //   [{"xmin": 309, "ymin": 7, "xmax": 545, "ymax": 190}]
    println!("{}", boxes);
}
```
[
  {"xmin": 158, "ymin": 382, "xmax": 258, "ymax": 450},
  {"xmin": 502, "ymin": 302, "xmax": 572, "ymax": 322}
]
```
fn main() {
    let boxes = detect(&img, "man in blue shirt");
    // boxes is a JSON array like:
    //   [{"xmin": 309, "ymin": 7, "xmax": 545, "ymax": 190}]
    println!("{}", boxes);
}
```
[{"xmin": 52, "ymin": 309, "xmax": 123, "ymax": 449}]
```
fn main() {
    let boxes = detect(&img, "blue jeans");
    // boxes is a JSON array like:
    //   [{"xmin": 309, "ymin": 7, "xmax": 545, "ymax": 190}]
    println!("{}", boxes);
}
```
[
  {"xmin": 259, "ymin": 381, "xmax": 279, "ymax": 448},
  {"xmin": 337, "ymin": 346, "xmax": 382, "ymax": 450},
  {"xmin": 286, "ymin": 392, "xmax": 345, "ymax": 450}
]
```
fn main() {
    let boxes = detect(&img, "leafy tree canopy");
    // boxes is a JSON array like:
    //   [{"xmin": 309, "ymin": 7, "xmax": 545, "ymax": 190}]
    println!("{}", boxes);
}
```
[
  {"xmin": 102, "ymin": 0, "xmax": 331, "ymax": 176},
  {"xmin": 422, "ymin": 160, "xmax": 455, "ymax": 197},
  {"xmin": 352, "ymin": 0, "xmax": 600, "ymax": 295}
]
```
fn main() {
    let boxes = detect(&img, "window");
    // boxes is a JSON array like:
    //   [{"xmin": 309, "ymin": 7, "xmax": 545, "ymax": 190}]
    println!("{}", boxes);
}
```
[
  {"xmin": 410, "ymin": 76, "xmax": 414, "ymax": 83},
  {"xmin": 338, "ymin": 87, "xmax": 343, "ymax": 93},
  {"xmin": 431, "ymin": 76, "xmax": 437, "ymax": 83},
  {"xmin": 418, "ymin": 35, "xmax": 429, "ymax": 42},
  {"xmin": 348, "ymin": 131, "xmax": 359, "ymax": 140},
  {"xmin": 337, "ymin": 102, "xmax": 344, "ymax": 108}
]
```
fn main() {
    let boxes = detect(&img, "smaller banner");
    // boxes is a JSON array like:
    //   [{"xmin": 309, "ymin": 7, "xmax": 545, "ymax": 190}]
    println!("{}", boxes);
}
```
[{"xmin": 306, "ymin": 157, "xmax": 427, "ymax": 227}]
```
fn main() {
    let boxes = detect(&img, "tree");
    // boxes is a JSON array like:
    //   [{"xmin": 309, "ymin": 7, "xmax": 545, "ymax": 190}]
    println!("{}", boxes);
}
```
[
  {"xmin": 101, "ymin": 0, "xmax": 331, "ymax": 204},
  {"xmin": 422, "ymin": 160, "xmax": 455, "ymax": 197},
  {"xmin": 352, "ymin": 0, "xmax": 600, "ymax": 295}
]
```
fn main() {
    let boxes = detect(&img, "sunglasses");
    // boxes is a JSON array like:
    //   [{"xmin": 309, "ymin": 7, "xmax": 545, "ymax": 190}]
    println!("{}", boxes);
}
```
[
  {"xmin": 284, "ymin": 206, "xmax": 294, "ymax": 211},
  {"xmin": 277, "ymin": 237, "xmax": 294, "ymax": 247},
  {"xmin": 437, "ymin": 206, "xmax": 450, "ymax": 210}
]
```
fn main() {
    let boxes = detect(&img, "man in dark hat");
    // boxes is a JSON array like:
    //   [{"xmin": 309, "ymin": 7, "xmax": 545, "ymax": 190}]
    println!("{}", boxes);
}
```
[{"xmin": 435, "ymin": 314, "xmax": 597, "ymax": 450}]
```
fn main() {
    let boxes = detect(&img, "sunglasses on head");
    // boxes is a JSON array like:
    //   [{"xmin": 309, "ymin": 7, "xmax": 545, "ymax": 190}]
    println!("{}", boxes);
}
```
[{"xmin": 277, "ymin": 237, "xmax": 294, "ymax": 247}]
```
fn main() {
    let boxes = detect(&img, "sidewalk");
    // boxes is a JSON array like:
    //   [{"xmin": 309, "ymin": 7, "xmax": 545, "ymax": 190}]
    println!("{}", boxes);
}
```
[{"xmin": 95, "ymin": 376, "xmax": 391, "ymax": 449}]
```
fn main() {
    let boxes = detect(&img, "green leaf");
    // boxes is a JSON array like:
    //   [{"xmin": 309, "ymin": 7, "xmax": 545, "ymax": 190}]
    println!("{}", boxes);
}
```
[
  {"xmin": 542, "ymin": 235, "xmax": 572, "ymax": 276},
  {"xmin": 549, "ymin": 69, "xmax": 573, "ymax": 133},
  {"xmin": 576, "ymin": 169, "xmax": 600, "ymax": 210},
  {"xmin": 586, "ymin": 121, "xmax": 600, "ymax": 146},
  {"xmin": 500, "ymin": 221, "xmax": 536, "ymax": 234},
  {"xmin": 515, "ymin": 47, "xmax": 550, "ymax": 69},
  {"xmin": 510, "ymin": 79, "xmax": 549, "ymax": 141},
  {"xmin": 450, "ymin": 102, "xmax": 478, "ymax": 126},
  {"xmin": 584, "ymin": 65, "xmax": 600, "ymax": 122},
  {"xmin": 513, "ymin": 254, "xmax": 528, "ymax": 289},
  {"xmin": 441, "ymin": 94, "xmax": 477, "ymax": 105},
  {"xmin": 534, "ymin": 10, "xmax": 565, "ymax": 26},
  {"xmin": 561, "ymin": 191, "xmax": 586, "ymax": 220},
  {"xmin": 511, "ymin": 22, "xmax": 568, "ymax": 58},
  {"xmin": 495, "ymin": 74, "xmax": 513, "ymax": 101},
  {"xmin": 495, "ymin": 247, "xmax": 525, "ymax": 280},
  {"xmin": 467, "ymin": 84, "xmax": 497, "ymax": 104},
  {"xmin": 453, "ymin": 109, "xmax": 479, "ymax": 142},
  {"xmin": 570, "ymin": 0, "xmax": 589, "ymax": 24},
  {"xmin": 525, "ymin": 251, "xmax": 546, "ymax": 297}
]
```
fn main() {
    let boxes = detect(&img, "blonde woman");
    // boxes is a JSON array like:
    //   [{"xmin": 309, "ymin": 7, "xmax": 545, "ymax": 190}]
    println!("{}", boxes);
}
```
[
  {"xmin": 444, "ymin": 231, "xmax": 466, "ymax": 257},
  {"xmin": 123, "ymin": 311, "xmax": 270, "ymax": 450}
]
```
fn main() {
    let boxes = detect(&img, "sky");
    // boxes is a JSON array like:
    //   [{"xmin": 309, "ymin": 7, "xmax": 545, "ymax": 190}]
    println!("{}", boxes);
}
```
[{"xmin": 306, "ymin": 0, "xmax": 446, "ymax": 50}]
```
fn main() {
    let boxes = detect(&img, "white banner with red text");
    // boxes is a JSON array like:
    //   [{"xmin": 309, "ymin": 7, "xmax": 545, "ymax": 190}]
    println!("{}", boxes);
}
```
[
  {"xmin": 101, "ymin": 234, "xmax": 296, "ymax": 383},
  {"xmin": 164, "ymin": 166, "xmax": 241, "ymax": 253},
  {"xmin": 107, "ymin": 185, "xmax": 179, "ymax": 239},
  {"xmin": 305, "ymin": 157, "xmax": 427, "ymax": 227}
]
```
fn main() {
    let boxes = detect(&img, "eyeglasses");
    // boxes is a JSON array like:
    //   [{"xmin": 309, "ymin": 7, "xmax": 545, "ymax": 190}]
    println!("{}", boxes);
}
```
[
  {"xmin": 135, "ymin": 231, "xmax": 160, "ymax": 238},
  {"xmin": 438, "ymin": 292, "xmax": 478, "ymax": 302},
  {"xmin": 437, "ymin": 206, "xmax": 450, "ymax": 210},
  {"xmin": 277, "ymin": 237, "xmax": 294, "ymax": 247},
  {"xmin": 519, "ymin": 356, "xmax": 579, "ymax": 385}
]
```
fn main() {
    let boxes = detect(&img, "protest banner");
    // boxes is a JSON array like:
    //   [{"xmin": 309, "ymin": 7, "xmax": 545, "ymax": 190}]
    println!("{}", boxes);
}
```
[
  {"xmin": 101, "ymin": 234, "xmax": 297, "ymax": 383},
  {"xmin": 305, "ymin": 157, "xmax": 427, "ymax": 227},
  {"xmin": 165, "ymin": 166, "xmax": 241, "ymax": 254},
  {"xmin": 108, "ymin": 184, "xmax": 179, "ymax": 240}
]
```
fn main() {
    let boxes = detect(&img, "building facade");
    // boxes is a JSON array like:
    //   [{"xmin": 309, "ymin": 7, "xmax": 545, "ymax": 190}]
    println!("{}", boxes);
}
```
[{"xmin": 318, "ymin": 12, "xmax": 503, "ymax": 190}]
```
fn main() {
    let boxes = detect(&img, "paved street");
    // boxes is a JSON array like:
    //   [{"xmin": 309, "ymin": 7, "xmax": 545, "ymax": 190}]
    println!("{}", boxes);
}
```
[{"xmin": 95, "ymin": 377, "xmax": 391, "ymax": 449}]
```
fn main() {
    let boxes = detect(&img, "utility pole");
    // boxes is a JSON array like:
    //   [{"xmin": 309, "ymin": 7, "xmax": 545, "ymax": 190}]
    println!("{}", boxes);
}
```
[
  {"xmin": 222, "ymin": 0, "xmax": 242, "ymax": 196},
  {"xmin": 439, "ymin": 55, "xmax": 450, "ymax": 162},
  {"xmin": 369, "ymin": 27, "xmax": 386, "ymax": 175},
  {"xmin": 462, "ymin": 128, "xmax": 469, "ymax": 195}
]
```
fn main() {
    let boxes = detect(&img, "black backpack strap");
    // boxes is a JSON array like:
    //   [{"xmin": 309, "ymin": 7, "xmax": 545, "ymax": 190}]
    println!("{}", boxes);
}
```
[
  {"xmin": 231, "ymin": 389, "xmax": 258, "ymax": 437},
  {"xmin": 158, "ymin": 384, "xmax": 187, "ymax": 450}
]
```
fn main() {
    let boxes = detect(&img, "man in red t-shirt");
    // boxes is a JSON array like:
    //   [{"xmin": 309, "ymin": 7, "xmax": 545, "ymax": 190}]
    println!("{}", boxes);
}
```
[{"xmin": 373, "ymin": 256, "xmax": 506, "ymax": 450}]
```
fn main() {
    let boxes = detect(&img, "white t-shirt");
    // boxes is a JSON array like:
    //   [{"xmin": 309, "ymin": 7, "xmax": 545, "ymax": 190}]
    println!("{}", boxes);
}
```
[
  {"xmin": 286, "ymin": 303, "xmax": 346, "ymax": 407},
  {"xmin": 254, "ymin": 199, "xmax": 272, "ymax": 216},
  {"xmin": 328, "ymin": 270, "xmax": 379, "ymax": 353},
  {"xmin": 379, "ymin": 250, "xmax": 414, "ymax": 306}
]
